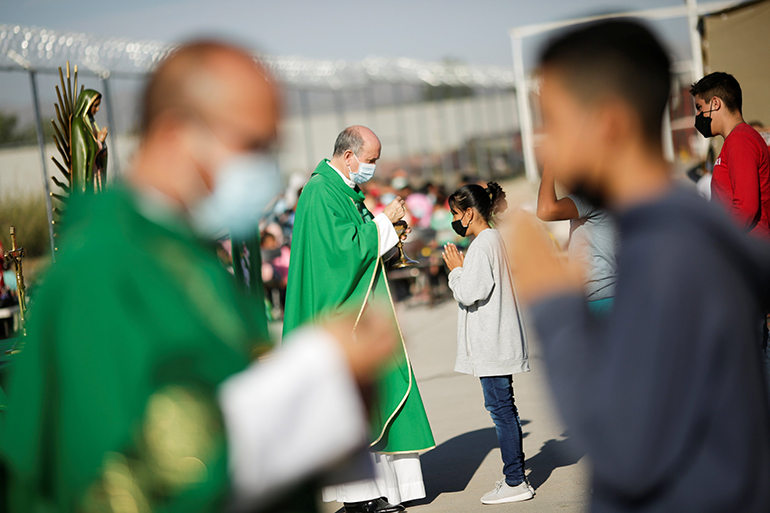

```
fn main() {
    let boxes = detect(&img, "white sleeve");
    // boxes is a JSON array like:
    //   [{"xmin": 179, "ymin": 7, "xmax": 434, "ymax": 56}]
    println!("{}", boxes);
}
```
[
  {"xmin": 373, "ymin": 213, "xmax": 400, "ymax": 257},
  {"xmin": 218, "ymin": 327, "xmax": 370, "ymax": 510},
  {"xmin": 447, "ymin": 241, "xmax": 496, "ymax": 306}
]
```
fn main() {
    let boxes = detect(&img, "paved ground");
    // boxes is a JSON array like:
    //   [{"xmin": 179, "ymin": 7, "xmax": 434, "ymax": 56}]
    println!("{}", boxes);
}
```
[
  {"xmin": 317, "ymin": 299, "xmax": 591, "ymax": 513},
  {"xmin": 0, "ymin": 175, "xmax": 591, "ymax": 511}
]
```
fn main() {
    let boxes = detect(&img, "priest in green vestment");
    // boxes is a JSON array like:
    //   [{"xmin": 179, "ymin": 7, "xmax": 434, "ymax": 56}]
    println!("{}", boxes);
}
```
[
  {"xmin": 0, "ymin": 43, "xmax": 397, "ymax": 513},
  {"xmin": 284, "ymin": 126, "xmax": 435, "ymax": 513}
]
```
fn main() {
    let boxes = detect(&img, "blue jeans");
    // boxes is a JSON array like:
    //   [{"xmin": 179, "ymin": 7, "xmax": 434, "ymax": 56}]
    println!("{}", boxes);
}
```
[{"xmin": 480, "ymin": 375, "xmax": 525, "ymax": 486}]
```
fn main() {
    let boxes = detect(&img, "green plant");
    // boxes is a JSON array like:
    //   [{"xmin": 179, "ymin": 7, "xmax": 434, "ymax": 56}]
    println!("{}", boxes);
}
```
[
  {"xmin": 0, "ymin": 193, "xmax": 50, "ymax": 259},
  {"xmin": 0, "ymin": 111, "xmax": 54, "ymax": 148}
]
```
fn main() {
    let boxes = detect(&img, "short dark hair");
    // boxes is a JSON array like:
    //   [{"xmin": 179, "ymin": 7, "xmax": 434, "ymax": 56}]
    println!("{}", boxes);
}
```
[
  {"xmin": 539, "ymin": 19, "xmax": 672, "ymax": 146},
  {"xmin": 689, "ymin": 72, "xmax": 743, "ymax": 114},
  {"xmin": 448, "ymin": 182, "xmax": 507, "ymax": 223},
  {"xmin": 333, "ymin": 126, "xmax": 364, "ymax": 157}
]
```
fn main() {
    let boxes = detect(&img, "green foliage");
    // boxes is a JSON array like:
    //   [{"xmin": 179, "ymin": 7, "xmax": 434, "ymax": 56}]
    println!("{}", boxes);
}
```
[
  {"xmin": 0, "ymin": 111, "xmax": 54, "ymax": 147},
  {"xmin": 0, "ymin": 193, "xmax": 50, "ymax": 258}
]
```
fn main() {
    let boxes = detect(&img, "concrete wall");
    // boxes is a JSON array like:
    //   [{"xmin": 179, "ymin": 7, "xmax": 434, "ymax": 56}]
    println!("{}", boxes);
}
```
[
  {"xmin": 279, "ymin": 92, "xmax": 518, "ymax": 174},
  {"xmin": 703, "ymin": 1, "xmax": 770, "ymax": 126}
]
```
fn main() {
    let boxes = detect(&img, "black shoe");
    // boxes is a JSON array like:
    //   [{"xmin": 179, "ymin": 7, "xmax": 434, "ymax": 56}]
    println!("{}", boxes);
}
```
[{"xmin": 343, "ymin": 497, "xmax": 405, "ymax": 513}]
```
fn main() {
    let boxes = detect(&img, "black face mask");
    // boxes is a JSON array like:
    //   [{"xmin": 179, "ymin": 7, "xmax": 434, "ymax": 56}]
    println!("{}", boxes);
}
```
[
  {"xmin": 451, "ymin": 217, "xmax": 469, "ymax": 237},
  {"xmin": 695, "ymin": 106, "xmax": 716, "ymax": 138}
]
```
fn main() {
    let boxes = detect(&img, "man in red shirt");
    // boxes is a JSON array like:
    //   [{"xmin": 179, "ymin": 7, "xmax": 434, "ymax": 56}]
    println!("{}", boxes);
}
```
[{"xmin": 690, "ymin": 72, "xmax": 770, "ymax": 238}]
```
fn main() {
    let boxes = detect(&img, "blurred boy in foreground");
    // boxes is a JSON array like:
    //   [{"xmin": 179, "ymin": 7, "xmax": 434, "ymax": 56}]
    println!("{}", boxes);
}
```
[{"xmin": 505, "ymin": 20, "xmax": 770, "ymax": 512}]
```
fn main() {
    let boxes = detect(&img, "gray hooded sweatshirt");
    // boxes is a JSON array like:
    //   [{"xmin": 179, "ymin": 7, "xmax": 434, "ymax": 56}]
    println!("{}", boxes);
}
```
[{"xmin": 448, "ymin": 228, "xmax": 529, "ymax": 377}]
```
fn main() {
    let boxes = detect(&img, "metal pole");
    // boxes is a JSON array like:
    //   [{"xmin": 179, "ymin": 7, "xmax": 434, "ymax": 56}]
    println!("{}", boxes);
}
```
[
  {"xmin": 100, "ymin": 76, "xmax": 120, "ymax": 177},
  {"xmin": 414, "ymin": 87, "xmax": 433, "ymax": 180},
  {"xmin": 29, "ymin": 70, "xmax": 56, "ymax": 259},
  {"xmin": 434, "ymin": 86, "xmax": 454, "ymax": 186},
  {"xmin": 686, "ymin": 0, "xmax": 710, "ymax": 159},
  {"xmin": 484, "ymin": 88, "xmax": 502, "ymax": 179},
  {"xmin": 454, "ymin": 86, "xmax": 471, "ymax": 173},
  {"xmin": 364, "ymin": 84, "xmax": 378, "ymax": 129},
  {"xmin": 333, "ymin": 88, "xmax": 346, "ymax": 131},
  {"xmin": 663, "ymin": 103, "xmax": 676, "ymax": 162},
  {"xmin": 471, "ymin": 88, "xmax": 490, "ymax": 180},
  {"xmin": 511, "ymin": 34, "xmax": 539, "ymax": 182},
  {"xmin": 478, "ymin": 90, "xmax": 493, "ymax": 180},
  {"xmin": 686, "ymin": 0, "xmax": 705, "ymax": 81},
  {"xmin": 508, "ymin": 2, "xmax": 734, "ymax": 40},
  {"xmin": 298, "ymin": 89, "xmax": 315, "ymax": 170},
  {"xmin": 496, "ymin": 87, "xmax": 516, "ymax": 176},
  {"xmin": 392, "ymin": 83, "xmax": 411, "ymax": 168}
]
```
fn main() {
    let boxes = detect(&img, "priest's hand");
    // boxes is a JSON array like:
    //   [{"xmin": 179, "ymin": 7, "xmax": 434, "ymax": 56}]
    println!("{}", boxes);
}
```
[
  {"xmin": 501, "ymin": 211, "xmax": 584, "ymax": 305},
  {"xmin": 442, "ymin": 243, "xmax": 464, "ymax": 271},
  {"xmin": 323, "ymin": 308, "xmax": 397, "ymax": 386},
  {"xmin": 383, "ymin": 197, "xmax": 407, "ymax": 224}
]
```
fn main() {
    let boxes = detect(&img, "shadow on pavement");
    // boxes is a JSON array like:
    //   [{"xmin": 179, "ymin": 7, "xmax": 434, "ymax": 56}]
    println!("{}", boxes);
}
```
[
  {"xmin": 409, "ymin": 423, "xmax": 531, "ymax": 505},
  {"xmin": 525, "ymin": 433, "xmax": 584, "ymax": 490}
]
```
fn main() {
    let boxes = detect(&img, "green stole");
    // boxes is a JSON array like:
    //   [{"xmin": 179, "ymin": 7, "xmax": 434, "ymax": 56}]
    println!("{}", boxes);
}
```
[{"xmin": 283, "ymin": 160, "xmax": 434, "ymax": 453}]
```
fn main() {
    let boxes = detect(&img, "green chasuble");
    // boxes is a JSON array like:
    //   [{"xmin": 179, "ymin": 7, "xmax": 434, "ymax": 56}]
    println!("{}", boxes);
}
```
[
  {"xmin": 0, "ymin": 187, "xmax": 272, "ymax": 512},
  {"xmin": 284, "ymin": 160, "xmax": 434, "ymax": 454}
]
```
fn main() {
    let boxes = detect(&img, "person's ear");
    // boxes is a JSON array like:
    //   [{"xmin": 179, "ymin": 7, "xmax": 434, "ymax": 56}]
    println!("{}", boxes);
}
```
[{"xmin": 711, "ymin": 97, "xmax": 722, "ymax": 113}]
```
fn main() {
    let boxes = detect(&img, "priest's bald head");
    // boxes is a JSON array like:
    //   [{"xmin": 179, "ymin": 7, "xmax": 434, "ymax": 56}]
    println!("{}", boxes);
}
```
[
  {"xmin": 329, "ymin": 125, "xmax": 381, "ymax": 183},
  {"xmin": 129, "ymin": 39, "xmax": 281, "ymax": 213}
]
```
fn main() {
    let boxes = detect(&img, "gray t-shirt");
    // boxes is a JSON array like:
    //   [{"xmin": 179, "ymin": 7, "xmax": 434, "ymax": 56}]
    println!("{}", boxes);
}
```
[{"xmin": 567, "ymin": 195, "xmax": 619, "ymax": 301}]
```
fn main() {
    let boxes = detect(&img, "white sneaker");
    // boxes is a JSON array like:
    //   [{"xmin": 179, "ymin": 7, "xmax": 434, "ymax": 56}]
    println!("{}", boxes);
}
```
[{"xmin": 480, "ymin": 480, "xmax": 535, "ymax": 504}]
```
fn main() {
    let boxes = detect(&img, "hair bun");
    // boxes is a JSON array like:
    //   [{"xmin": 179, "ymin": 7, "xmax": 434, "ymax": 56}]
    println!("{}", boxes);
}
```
[{"xmin": 486, "ymin": 182, "xmax": 508, "ymax": 216}]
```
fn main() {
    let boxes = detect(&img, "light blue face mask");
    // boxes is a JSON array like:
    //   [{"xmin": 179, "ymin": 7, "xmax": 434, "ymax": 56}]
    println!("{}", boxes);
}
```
[
  {"xmin": 190, "ymin": 152, "xmax": 282, "ymax": 240},
  {"xmin": 380, "ymin": 192, "xmax": 397, "ymax": 206},
  {"xmin": 348, "ymin": 154, "xmax": 376, "ymax": 184}
]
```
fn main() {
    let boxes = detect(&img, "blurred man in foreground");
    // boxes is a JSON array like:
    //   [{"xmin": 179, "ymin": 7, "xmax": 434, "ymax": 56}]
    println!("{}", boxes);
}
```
[
  {"xmin": 505, "ymin": 20, "xmax": 770, "ymax": 512},
  {"xmin": 0, "ymin": 41, "xmax": 396, "ymax": 513}
]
